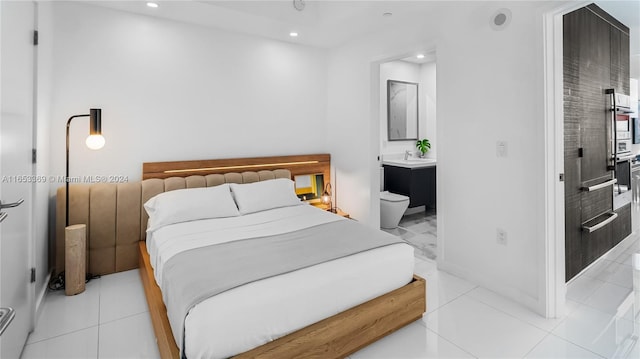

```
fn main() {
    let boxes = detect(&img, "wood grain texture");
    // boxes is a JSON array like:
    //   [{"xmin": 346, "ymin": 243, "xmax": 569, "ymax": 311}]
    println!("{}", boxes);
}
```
[
  {"xmin": 611, "ymin": 203, "xmax": 632, "ymax": 247},
  {"xmin": 138, "ymin": 242, "xmax": 426, "ymax": 359},
  {"xmin": 235, "ymin": 275, "xmax": 426, "ymax": 359},
  {"xmin": 564, "ymin": 7, "xmax": 609, "ymax": 281},
  {"xmin": 586, "ymin": 4, "xmax": 630, "ymax": 35},
  {"xmin": 563, "ymin": 5, "xmax": 631, "ymax": 281},
  {"xmin": 610, "ymin": 29, "xmax": 630, "ymax": 95},
  {"xmin": 142, "ymin": 154, "xmax": 331, "ymax": 182},
  {"xmin": 138, "ymin": 242, "xmax": 179, "ymax": 359},
  {"xmin": 65, "ymin": 224, "xmax": 86, "ymax": 296}
]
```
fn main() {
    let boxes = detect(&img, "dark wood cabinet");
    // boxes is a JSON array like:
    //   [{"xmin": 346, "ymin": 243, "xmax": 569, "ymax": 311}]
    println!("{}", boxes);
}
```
[
  {"xmin": 580, "ymin": 203, "xmax": 631, "ymax": 266},
  {"xmin": 611, "ymin": 203, "xmax": 631, "ymax": 248},
  {"xmin": 383, "ymin": 165, "xmax": 436, "ymax": 209},
  {"xmin": 564, "ymin": 6, "xmax": 613, "ymax": 184},
  {"xmin": 581, "ymin": 217, "xmax": 612, "ymax": 266},
  {"xmin": 609, "ymin": 20, "xmax": 630, "ymax": 95},
  {"xmin": 563, "ymin": 4, "xmax": 631, "ymax": 281}
]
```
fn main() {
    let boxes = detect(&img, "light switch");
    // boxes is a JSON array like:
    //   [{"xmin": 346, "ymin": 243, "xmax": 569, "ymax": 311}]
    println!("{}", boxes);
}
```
[{"xmin": 496, "ymin": 141, "xmax": 508, "ymax": 158}]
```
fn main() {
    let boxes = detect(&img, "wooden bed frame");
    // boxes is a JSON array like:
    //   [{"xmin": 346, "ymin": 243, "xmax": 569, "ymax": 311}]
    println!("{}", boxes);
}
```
[{"xmin": 138, "ymin": 154, "xmax": 427, "ymax": 358}]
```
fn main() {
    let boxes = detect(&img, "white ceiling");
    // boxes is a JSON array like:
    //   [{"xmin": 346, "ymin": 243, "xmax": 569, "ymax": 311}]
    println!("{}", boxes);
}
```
[
  {"xmin": 87, "ymin": 0, "xmax": 458, "ymax": 48},
  {"xmin": 401, "ymin": 51, "xmax": 437, "ymax": 64},
  {"xmin": 88, "ymin": 1, "xmax": 639, "ymax": 53}
]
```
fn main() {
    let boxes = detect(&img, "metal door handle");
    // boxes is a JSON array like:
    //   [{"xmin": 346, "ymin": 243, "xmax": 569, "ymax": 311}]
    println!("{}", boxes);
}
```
[
  {"xmin": 0, "ymin": 212, "xmax": 7, "ymax": 224},
  {"xmin": 0, "ymin": 307, "xmax": 15, "ymax": 336},
  {"xmin": 582, "ymin": 212, "xmax": 618, "ymax": 233},
  {"xmin": 617, "ymin": 154, "xmax": 636, "ymax": 162},
  {"xmin": 0, "ymin": 198, "xmax": 23, "ymax": 209},
  {"xmin": 582, "ymin": 179, "xmax": 617, "ymax": 192}
]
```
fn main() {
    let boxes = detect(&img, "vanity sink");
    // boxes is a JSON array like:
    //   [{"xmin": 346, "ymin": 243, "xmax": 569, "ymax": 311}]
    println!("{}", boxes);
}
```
[
  {"xmin": 382, "ymin": 158, "xmax": 437, "ymax": 168},
  {"xmin": 405, "ymin": 158, "xmax": 436, "ymax": 164}
]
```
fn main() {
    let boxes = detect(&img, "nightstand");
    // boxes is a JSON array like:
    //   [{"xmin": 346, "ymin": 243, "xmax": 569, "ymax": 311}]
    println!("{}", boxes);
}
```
[
  {"xmin": 311, "ymin": 203, "xmax": 350, "ymax": 218},
  {"xmin": 333, "ymin": 208, "xmax": 350, "ymax": 219}
]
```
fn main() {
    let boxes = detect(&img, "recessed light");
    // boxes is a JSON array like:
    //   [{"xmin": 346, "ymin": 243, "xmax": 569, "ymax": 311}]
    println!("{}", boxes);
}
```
[
  {"xmin": 383, "ymin": 12, "xmax": 393, "ymax": 17},
  {"xmin": 289, "ymin": 32, "xmax": 299, "ymax": 37},
  {"xmin": 147, "ymin": 2, "xmax": 158, "ymax": 8},
  {"xmin": 416, "ymin": 54, "xmax": 425, "ymax": 59}
]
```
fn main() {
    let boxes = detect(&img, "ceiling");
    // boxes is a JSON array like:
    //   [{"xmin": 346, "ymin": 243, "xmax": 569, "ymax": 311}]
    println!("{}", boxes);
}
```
[
  {"xmin": 89, "ymin": 1, "xmax": 639, "ymax": 53},
  {"xmin": 87, "ymin": 0, "xmax": 460, "ymax": 48},
  {"xmin": 401, "ymin": 52, "xmax": 437, "ymax": 64}
]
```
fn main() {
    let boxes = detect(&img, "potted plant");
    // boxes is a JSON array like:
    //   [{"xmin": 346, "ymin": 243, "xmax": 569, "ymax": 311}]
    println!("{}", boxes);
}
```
[{"xmin": 416, "ymin": 138, "xmax": 431, "ymax": 158}]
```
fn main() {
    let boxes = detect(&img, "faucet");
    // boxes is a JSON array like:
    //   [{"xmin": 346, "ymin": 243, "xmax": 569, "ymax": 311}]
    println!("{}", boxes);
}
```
[{"xmin": 404, "ymin": 150, "xmax": 412, "ymax": 160}]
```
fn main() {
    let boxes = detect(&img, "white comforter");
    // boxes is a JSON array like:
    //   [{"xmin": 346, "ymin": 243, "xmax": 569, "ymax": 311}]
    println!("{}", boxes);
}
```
[{"xmin": 146, "ymin": 204, "xmax": 414, "ymax": 359}]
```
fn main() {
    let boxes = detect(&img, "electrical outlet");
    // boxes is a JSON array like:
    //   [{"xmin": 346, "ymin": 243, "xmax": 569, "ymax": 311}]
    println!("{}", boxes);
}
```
[
  {"xmin": 496, "ymin": 228, "xmax": 507, "ymax": 246},
  {"xmin": 496, "ymin": 141, "xmax": 508, "ymax": 157}
]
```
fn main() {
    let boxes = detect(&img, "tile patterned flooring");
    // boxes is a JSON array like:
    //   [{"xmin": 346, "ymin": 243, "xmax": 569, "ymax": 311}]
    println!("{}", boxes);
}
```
[
  {"xmin": 21, "ymin": 230, "xmax": 640, "ymax": 358},
  {"xmin": 384, "ymin": 208, "xmax": 437, "ymax": 260}
]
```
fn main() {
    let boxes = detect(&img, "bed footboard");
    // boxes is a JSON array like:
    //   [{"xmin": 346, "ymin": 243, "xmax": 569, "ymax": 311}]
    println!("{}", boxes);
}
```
[
  {"xmin": 139, "ymin": 242, "xmax": 180, "ymax": 359},
  {"xmin": 139, "ymin": 243, "xmax": 426, "ymax": 359}
]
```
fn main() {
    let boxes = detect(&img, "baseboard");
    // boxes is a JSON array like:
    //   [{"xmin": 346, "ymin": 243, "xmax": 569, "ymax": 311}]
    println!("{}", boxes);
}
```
[{"xmin": 35, "ymin": 270, "xmax": 52, "ymax": 320}]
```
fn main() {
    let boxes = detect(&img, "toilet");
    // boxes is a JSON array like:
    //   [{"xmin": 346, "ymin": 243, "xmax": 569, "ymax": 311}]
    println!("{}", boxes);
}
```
[{"xmin": 380, "ymin": 167, "xmax": 410, "ymax": 229}]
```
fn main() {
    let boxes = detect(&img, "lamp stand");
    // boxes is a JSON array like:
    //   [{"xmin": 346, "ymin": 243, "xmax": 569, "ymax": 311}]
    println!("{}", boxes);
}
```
[
  {"xmin": 65, "ymin": 114, "xmax": 90, "ymax": 227},
  {"xmin": 65, "ymin": 109, "xmax": 103, "ymax": 284}
]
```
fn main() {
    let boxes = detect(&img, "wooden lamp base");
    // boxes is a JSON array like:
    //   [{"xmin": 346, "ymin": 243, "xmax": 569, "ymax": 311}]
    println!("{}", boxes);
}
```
[{"xmin": 65, "ymin": 224, "xmax": 86, "ymax": 296}]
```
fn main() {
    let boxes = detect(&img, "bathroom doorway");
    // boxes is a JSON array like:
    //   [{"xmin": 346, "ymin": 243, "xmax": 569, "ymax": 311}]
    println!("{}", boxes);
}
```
[
  {"xmin": 378, "ymin": 52, "xmax": 438, "ymax": 260},
  {"xmin": 386, "ymin": 208, "xmax": 437, "ymax": 260}
]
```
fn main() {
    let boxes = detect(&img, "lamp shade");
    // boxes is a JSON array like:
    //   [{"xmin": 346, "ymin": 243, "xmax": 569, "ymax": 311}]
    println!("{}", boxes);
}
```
[{"xmin": 89, "ymin": 108, "xmax": 101, "ymax": 134}]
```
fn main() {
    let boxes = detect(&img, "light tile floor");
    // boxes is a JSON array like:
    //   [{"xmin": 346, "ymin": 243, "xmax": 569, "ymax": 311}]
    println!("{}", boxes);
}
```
[
  {"xmin": 384, "ymin": 208, "xmax": 437, "ymax": 260},
  {"xmin": 21, "ymin": 234, "xmax": 640, "ymax": 359}
]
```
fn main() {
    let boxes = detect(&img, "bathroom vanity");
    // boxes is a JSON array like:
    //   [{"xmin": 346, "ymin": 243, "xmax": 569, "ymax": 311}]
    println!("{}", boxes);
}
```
[{"xmin": 382, "ymin": 159, "xmax": 436, "ymax": 209}]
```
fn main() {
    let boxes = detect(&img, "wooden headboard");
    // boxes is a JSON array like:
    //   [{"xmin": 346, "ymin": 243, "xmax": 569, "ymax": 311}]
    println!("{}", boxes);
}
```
[
  {"xmin": 56, "ymin": 154, "xmax": 331, "ymax": 276},
  {"xmin": 142, "ymin": 154, "xmax": 330, "ymax": 181}
]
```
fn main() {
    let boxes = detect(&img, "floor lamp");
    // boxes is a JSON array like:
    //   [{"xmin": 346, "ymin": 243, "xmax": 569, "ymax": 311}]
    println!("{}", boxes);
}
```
[{"xmin": 65, "ymin": 108, "xmax": 105, "ymax": 295}]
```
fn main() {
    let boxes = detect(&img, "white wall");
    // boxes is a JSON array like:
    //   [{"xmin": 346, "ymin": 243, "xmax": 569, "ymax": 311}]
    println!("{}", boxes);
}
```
[
  {"xmin": 327, "ymin": 1, "xmax": 551, "ymax": 314},
  {"xmin": 38, "ymin": 0, "xmax": 569, "ymax": 316},
  {"xmin": 379, "ymin": 60, "xmax": 437, "ymax": 159},
  {"xmin": 46, "ymin": 2, "xmax": 328, "ymax": 187},
  {"xmin": 420, "ymin": 62, "xmax": 437, "ymax": 159},
  {"xmin": 34, "ymin": 0, "xmax": 54, "ymax": 315}
]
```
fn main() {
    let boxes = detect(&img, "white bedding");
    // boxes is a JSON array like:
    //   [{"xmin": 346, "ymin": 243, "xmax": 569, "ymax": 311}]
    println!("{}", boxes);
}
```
[{"xmin": 146, "ymin": 204, "xmax": 414, "ymax": 359}]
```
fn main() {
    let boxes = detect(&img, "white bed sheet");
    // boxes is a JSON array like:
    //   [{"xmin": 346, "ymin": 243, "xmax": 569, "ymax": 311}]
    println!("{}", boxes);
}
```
[
  {"xmin": 146, "ymin": 204, "xmax": 414, "ymax": 359},
  {"xmin": 147, "ymin": 204, "xmax": 343, "ymax": 284}
]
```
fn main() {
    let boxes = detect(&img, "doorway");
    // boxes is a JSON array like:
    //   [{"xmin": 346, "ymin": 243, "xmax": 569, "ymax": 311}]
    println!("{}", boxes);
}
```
[{"xmin": 377, "ymin": 52, "xmax": 438, "ymax": 260}]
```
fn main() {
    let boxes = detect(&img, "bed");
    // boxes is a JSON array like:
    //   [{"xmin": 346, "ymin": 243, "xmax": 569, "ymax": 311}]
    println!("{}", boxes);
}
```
[{"xmin": 56, "ymin": 154, "xmax": 426, "ymax": 359}]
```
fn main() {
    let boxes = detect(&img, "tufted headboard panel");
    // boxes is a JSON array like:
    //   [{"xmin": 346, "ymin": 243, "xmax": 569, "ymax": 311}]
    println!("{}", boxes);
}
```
[{"xmin": 55, "ymin": 169, "xmax": 292, "ymax": 276}]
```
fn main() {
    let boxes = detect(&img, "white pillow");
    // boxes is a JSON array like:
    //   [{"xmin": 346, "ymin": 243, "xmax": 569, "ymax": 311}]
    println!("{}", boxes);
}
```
[
  {"xmin": 230, "ymin": 178, "xmax": 302, "ymax": 214},
  {"xmin": 144, "ymin": 184, "xmax": 239, "ymax": 231}
]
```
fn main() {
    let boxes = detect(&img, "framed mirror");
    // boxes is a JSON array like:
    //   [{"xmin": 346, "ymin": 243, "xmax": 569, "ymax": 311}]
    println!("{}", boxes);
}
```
[{"xmin": 387, "ymin": 80, "xmax": 419, "ymax": 141}]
